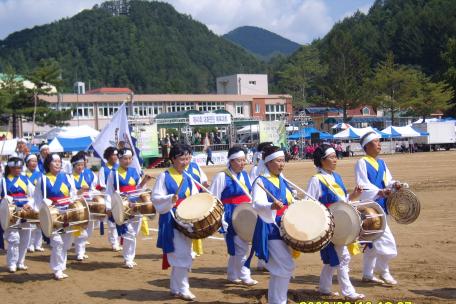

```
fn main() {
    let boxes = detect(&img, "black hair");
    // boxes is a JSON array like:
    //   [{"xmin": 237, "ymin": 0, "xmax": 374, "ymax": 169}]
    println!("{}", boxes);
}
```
[
  {"xmin": 313, "ymin": 144, "xmax": 333, "ymax": 168},
  {"xmin": 5, "ymin": 157, "xmax": 23, "ymax": 176},
  {"xmin": 262, "ymin": 145, "xmax": 281, "ymax": 160},
  {"xmin": 183, "ymin": 144, "xmax": 193, "ymax": 154},
  {"xmin": 103, "ymin": 146, "xmax": 118, "ymax": 160},
  {"xmin": 70, "ymin": 153, "xmax": 85, "ymax": 166},
  {"xmin": 118, "ymin": 148, "xmax": 133, "ymax": 158},
  {"xmin": 169, "ymin": 144, "xmax": 188, "ymax": 160},
  {"xmin": 43, "ymin": 153, "xmax": 61, "ymax": 173},
  {"xmin": 227, "ymin": 146, "xmax": 246, "ymax": 158},
  {"xmin": 257, "ymin": 142, "xmax": 273, "ymax": 152}
]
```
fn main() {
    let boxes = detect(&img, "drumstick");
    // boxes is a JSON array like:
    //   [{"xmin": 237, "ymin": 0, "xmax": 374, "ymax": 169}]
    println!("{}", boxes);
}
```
[
  {"xmin": 256, "ymin": 181, "xmax": 281, "ymax": 204},
  {"xmin": 183, "ymin": 171, "xmax": 215, "ymax": 196},
  {"xmin": 281, "ymin": 176, "xmax": 319, "ymax": 202}
]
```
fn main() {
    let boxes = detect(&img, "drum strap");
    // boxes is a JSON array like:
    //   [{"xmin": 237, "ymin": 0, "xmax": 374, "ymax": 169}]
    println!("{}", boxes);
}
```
[{"xmin": 224, "ymin": 169, "xmax": 251, "ymax": 201}]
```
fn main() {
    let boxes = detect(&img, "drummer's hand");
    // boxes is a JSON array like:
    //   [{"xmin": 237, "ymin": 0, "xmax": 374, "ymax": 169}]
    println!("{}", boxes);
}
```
[
  {"xmin": 203, "ymin": 181, "xmax": 210, "ymax": 188},
  {"xmin": 22, "ymin": 204, "xmax": 31, "ymax": 210},
  {"xmin": 172, "ymin": 194, "xmax": 179, "ymax": 207},
  {"xmin": 107, "ymin": 210, "xmax": 112, "ymax": 217},
  {"xmin": 393, "ymin": 182, "xmax": 402, "ymax": 190},
  {"xmin": 271, "ymin": 199, "xmax": 284, "ymax": 210},
  {"xmin": 349, "ymin": 185, "xmax": 363, "ymax": 201},
  {"xmin": 378, "ymin": 188, "xmax": 391, "ymax": 198}
]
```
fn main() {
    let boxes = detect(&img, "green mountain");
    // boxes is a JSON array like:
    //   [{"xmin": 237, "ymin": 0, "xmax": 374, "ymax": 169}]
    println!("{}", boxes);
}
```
[
  {"xmin": 0, "ymin": 0, "xmax": 264, "ymax": 93},
  {"xmin": 223, "ymin": 26, "xmax": 301, "ymax": 60}
]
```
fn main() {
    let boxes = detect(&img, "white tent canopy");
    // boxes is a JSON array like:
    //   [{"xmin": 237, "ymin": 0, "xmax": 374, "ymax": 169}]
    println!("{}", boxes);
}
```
[
  {"xmin": 36, "ymin": 125, "xmax": 100, "ymax": 140},
  {"xmin": 381, "ymin": 126, "xmax": 422, "ymax": 138},
  {"xmin": 333, "ymin": 126, "xmax": 386, "ymax": 139}
]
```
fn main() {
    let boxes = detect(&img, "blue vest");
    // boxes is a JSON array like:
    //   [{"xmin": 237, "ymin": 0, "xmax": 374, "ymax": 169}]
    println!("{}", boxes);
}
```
[
  {"xmin": 316, "ymin": 172, "xmax": 348, "ymax": 267},
  {"xmin": 38, "ymin": 158, "xmax": 45, "ymax": 173},
  {"xmin": 1, "ymin": 175, "xmax": 30, "ymax": 207},
  {"xmin": 250, "ymin": 175, "xmax": 292, "ymax": 264},
  {"xmin": 364, "ymin": 158, "xmax": 388, "ymax": 213},
  {"xmin": 73, "ymin": 171, "xmax": 92, "ymax": 190},
  {"xmin": 26, "ymin": 169, "xmax": 41, "ymax": 186},
  {"xmin": 186, "ymin": 162, "xmax": 201, "ymax": 183},
  {"xmin": 220, "ymin": 170, "xmax": 252, "ymax": 256},
  {"xmin": 42, "ymin": 173, "xmax": 72, "ymax": 200},
  {"xmin": 102, "ymin": 163, "xmax": 119, "ymax": 184},
  {"xmin": 113, "ymin": 167, "xmax": 140, "ymax": 192},
  {"xmin": 156, "ymin": 170, "xmax": 193, "ymax": 255}
]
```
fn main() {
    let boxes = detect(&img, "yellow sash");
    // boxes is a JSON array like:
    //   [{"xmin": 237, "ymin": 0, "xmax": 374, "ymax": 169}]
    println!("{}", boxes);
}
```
[
  {"xmin": 363, "ymin": 156, "xmax": 387, "ymax": 185},
  {"xmin": 192, "ymin": 239, "xmax": 204, "ymax": 256},
  {"xmin": 266, "ymin": 175, "xmax": 293, "ymax": 204},
  {"xmin": 224, "ymin": 169, "xmax": 249, "ymax": 195},
  {"xmin": 140, "ymin": 216, "xmax": 150, "ymax": 236},
  {"xmin": 315, "ymin": 173, "xmax": 345, "ymax": 200},
  {"xmin": 8, "ymin": 175, "xmax": 28, "ymax": 193},
  {"xmin": 45, "ymin": 173, "xmax": 69, "ymax": 196},
  {"xmin": 168, "ymin": 167, "xmax": 190, "ymax": 197},
  {"xmin": 118, "ymin": 167, "xmax": 136, "ymax": 186}
]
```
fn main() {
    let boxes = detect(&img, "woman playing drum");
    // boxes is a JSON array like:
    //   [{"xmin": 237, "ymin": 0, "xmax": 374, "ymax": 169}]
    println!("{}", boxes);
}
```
[
  {"xmin": 355, "ymin": 131, "xmax": 402, "ymax": 285},
  {"xmin": 249, "ymin": 146, "xmax": 295, "ymax": 304},
  {"xmin": 70, "ymin": 153, "xmax": 98, "ymax": 261},
  {"xmin": 151, "ymin": 144, "xmax": 199, "ymax": 301},
  {"xmin": 105, "ymin": 148, "xmax": 144, "ymax": 269},
  {"xmin": 0, "ymin": 157, "xmax": 36, "ymax": 272},
  {"xmin": 306, "ymin": 144, "xmax": 365, "ymax": 300},
  {"xmin": 210, "ymin": 146, "xmax": 258, "ymax": 286},
  {"xmin": 98, "ymin": 147, "xmax": 121, "ymax": 251},
  {"xmin": 33, "ymin": 153, "xmax": 78, "ymax": 280},
  {"xmin": 24, "ymin": 154, "xmax": 45, "ymax": 253}
]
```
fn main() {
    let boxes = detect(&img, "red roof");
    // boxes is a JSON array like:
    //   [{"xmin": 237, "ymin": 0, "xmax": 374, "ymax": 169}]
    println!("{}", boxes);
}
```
[
  {"xmin": 346, "ymin": 105, "xmax": 376, "ymax": 116},
  {"xmin": 86, "ymin": 87, "xmax": 133, "ymax": 94}
]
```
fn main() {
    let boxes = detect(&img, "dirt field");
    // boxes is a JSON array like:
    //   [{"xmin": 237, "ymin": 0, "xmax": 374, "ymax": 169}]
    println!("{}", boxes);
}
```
[{"xmin": 1, "ymin": 151, "xmax": 455, "ymax": 304}]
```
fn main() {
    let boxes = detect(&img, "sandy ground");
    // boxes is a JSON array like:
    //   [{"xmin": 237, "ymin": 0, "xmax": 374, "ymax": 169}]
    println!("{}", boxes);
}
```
[{"xmin": 1, "ymin": 151, "xmax": 455, "ymax": 304}]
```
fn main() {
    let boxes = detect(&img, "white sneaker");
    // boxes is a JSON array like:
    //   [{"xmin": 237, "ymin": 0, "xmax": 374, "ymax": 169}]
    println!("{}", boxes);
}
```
[
  {"xmin": 380, "ymin": 273, "xmax": 398, "ymax": 285},
  {"xmin": 8, "ymin": 266, "xmax": 17, "ymax": 273},
  {"xmin": 112, "ymin": 245, "xmax": 122, "ymax": 252},
  {"xmin": 176, "ymin": 291, "xmax": 196, "ymax": 301},
  {"xmin": 345, "ymin": 293, "xmax": 365, "ymax": 301},
  {"xmin": 35, "ymin": 247, "xmax": 45, "ymax": 252},
  {"xmin": 241, "ymin": 278, "xmax": 258, "ymax": 286},
  {"xmin": 17, "ymin": 264, "xmax": 28, "ymax": 271},
  {"xmin": 54, "ymin": 272, "xmax": 69, "ymax": 280},
  {"xmin": 125, "ymin": 261, "xmax": 135, "ymax": 269},
  {"xmin": 362, "ymin": 276, "xmax": 384, "ymax": 284},
  {"xmin": 28, "ymin": 246, "xmax": 35, "ymax": 253},
  {"xmin": 191, "ymin": 251, "xmax": 197, "ymax": 260}
]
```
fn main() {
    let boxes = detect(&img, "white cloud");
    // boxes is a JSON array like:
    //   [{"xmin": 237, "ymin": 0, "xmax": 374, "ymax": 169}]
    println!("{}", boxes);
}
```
[
  {"xmin": 0, "ymin": 0, "xmax": 102, "ymax": 39},
  {"xmin": 0, "ymin": 0, "xmax": 373, "ymax": 44},
  {"xmin": 164, "ymin": 0, "xmax": 334, "ymax": 44}
]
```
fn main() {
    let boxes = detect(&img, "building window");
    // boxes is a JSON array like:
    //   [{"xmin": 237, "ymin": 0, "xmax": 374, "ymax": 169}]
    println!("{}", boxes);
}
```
[
  {"xmin": 249, "ymin": 80, "xmax": 256, "ymax": 85},
  {"xmin": 265, "ymin": 103, "xmax": 287, "ymax": 121},
  {"xmin": 236, "ymin": 104, "xmax": 244, "ymax": 115},
  {"xmin": 255, "ymin": 104, "xmax": 260, "ymax": 113},
  {"xmin": 362, "ymin": 107, "xmax": 370, "ymax": 115},
  {"xmin": 198, "ymin": 101, "xmax": 225, "ymax": 112}
]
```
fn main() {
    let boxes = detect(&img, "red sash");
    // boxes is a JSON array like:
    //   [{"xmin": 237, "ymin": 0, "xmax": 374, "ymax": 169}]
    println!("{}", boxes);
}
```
[
  {"xmin": 48, "ymin": 196, "xmax": 70, "ymax": 206},
  {"xmin": 120, "ymin": 185, "xmax": 136, "ymax": 193},
  {"xmin": 276, "ymin": 204, "xmax": 289, "ymax": 217},
  {"xmin": 222, "ymin": 194, "xmax": 251, "ymax": 205}
]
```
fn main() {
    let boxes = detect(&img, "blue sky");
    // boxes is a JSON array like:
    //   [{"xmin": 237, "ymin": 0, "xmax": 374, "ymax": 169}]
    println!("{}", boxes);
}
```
[{"xmin": 0, "ymin": 0, "xmax": 374, "ymax": 44}]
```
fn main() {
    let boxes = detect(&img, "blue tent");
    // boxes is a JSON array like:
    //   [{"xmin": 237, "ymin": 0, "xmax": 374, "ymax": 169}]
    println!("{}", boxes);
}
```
[
  {"xmin": 49, "ymin": 136, "xmax": 93, "ymax": 152},
  {"xmin": 288, "ymin": 127, "xmax": 333, "ymax": 140}
]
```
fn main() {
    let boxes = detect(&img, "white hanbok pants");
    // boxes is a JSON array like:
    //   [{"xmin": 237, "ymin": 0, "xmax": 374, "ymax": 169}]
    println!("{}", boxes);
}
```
[
  {"xmin": 50, "ymin": 233, "xmax": 73, "ymax": 274},
  {"xmin": 28, "ymin": 224, "xmax": 43, "ymax": 249},
  {"xmin": 122, "ymin": 217, "xmax": 142, "ymax": 263},
  {"xmin": 265, "ymin": 239, "xmax": 295, "ymax": 304},
  {"xmin": 168, "ymin": 228, "xmax": 193, "ymax": 295},
  {"xmin": 319, "ymin": 245, "xmax": 356, "ymax": 296},
  {"xmin": 5, "ymin": 224, "xmax": 31, "ymax": 268},
  {"xmin": 227, "ymin": 235, "xmax": 252, "ymax": 281},
  {"xmin": 74, "ymin": 221, "xmax": 95, "ymax": 259},
  {"xmin": 363, "ymin": 222, "xmax": 397, "ymax": 278},
  {"xmin": 107, "ymin": 219, "xmax": 120, "ymax": 247}
]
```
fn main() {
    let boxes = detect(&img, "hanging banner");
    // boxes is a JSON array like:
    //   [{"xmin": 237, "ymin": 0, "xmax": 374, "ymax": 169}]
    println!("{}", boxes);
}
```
[
  {"xmin": 259, "ymin": 121, "xmax": 287, "ymax": 147},
  {"xmin": 189, "ymin": 113, "xmax": 231, "ymax": 125},
  {"xmin": 134, "ymin": 124, "xmax": 159, "ymax": 158}
]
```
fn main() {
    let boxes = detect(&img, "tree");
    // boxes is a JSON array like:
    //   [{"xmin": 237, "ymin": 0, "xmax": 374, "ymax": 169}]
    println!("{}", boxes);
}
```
[
  {"xmin": 318, "ymin": 30, "xmax": 371, "ymax": 121},
  {"xmin": 366, "ymin": 52, "xmax": 420, "ymax": 125},
  {"xmin": 442, "ymin": 38, "xmax": 456, "ymax": 116},
  {"xmin": 276, "ymin": 45, "xmax": 327, "ymax": 110},
  {"xmin": 0, "ymin": 60, "xmax": 71, "ymax": 138},
  {"xmin": 408, "ymin": 74, "xmax": 453, "ymax": 120}
]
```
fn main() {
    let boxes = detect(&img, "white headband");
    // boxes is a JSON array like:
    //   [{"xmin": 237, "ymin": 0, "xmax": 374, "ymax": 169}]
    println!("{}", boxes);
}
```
[
  {"xmin": 228, "ymin": 151, "xmax": 245, "ymax": 161},
  {"xmin": 71, "ymin": 159, "xmax": 85, "ymax": 165},
  {"xmin": 119, "ymin": 150, "xmax": 133, "ymax": 158},
  {"xmin": 361, "ymin": 132, "xmax": 380, "ymax": 147},
  {"xmin": 264, "ymin": 150, "xmax": 284, "ymax": 163},
  {"xmin": 40, "ymin": 144, "xmax": 49, "ymax": 151},
  {"xmin": 51, "ymin": 154, "xmax": 61, "ymax": 161},
  {"xmin": 25, "ymin": 154, "xmax": 37, "ymax": 163},
  {"xmin": 7, "ymin": 160, "xmax": 24, "ymax": 167},
  {"xmin": 323, "ymin": 148, "xmax": 336, "ymax": 158}
]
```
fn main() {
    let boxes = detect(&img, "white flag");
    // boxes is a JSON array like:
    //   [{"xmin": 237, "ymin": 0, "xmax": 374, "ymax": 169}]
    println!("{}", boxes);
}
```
[{"xmin": 92, "ymin": 102, "xmax": 142, "ymax": 174}]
